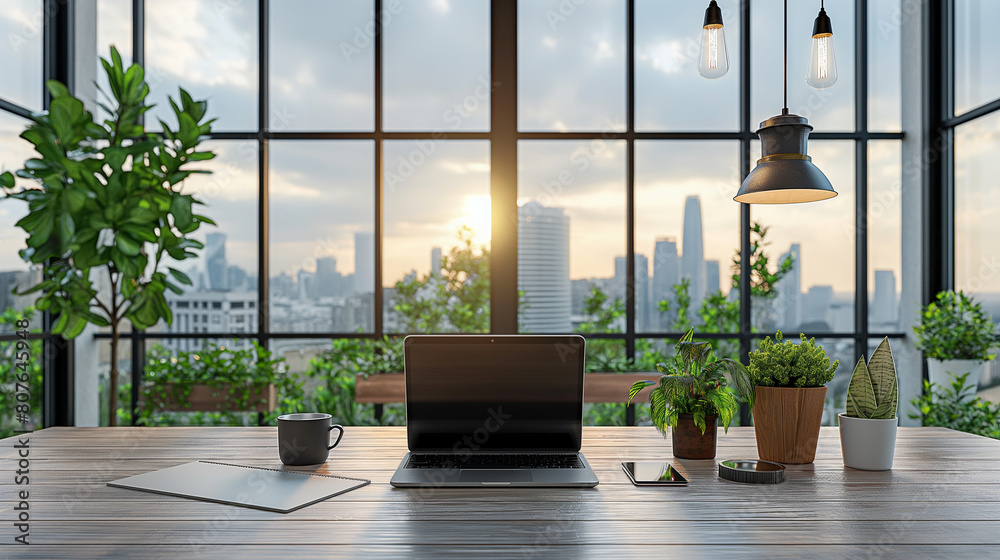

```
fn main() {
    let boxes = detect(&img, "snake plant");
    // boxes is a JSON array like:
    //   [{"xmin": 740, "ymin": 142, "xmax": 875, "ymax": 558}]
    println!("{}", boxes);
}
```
[{"xmin": 846, "ymin": 337, "xmax": 898, "ymax": 419}]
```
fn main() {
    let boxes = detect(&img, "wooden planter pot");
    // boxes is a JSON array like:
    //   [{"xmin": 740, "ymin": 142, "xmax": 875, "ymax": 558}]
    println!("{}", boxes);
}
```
[
  {"xmin": 143, "ymin": 383, "xmax": 277, "ymax": 413},
  {"xmin": 671, "ymin": 413, "xmax": 718, "ymax": 459},
  {"xmin": 752, "ymin": 386, "xmax": 827, "ymax": 464}
]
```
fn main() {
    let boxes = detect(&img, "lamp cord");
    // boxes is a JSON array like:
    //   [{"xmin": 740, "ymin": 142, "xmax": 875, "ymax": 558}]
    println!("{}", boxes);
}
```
[{"xmin": 782, "ymin": 0, "xmax": 788, "ymax": 115}]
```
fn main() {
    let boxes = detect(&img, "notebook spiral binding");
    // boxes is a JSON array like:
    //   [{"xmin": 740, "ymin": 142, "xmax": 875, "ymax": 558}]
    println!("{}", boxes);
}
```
[{"xmin": 199, "ymin": 460, "xmax": 369, "ymax": 483}]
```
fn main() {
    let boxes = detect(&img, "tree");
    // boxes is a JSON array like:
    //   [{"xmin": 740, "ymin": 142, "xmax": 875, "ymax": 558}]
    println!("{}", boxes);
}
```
[
  {"xmin": 731, "ymin": 222, "xmax": 793, "ymax": 297},
  {"xmin": 0, "ymin": 47, "xmax": 216, "ymax": 425},
  {"xmin": 391, "ymin": 226, "xmax": 490, "ymax": 333}
]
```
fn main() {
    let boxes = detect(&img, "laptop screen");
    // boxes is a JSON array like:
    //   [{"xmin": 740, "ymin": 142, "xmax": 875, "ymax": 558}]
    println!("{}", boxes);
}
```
[{"xmin": 404, "ymin": 335, "xmax": 585, "ymax": 452}]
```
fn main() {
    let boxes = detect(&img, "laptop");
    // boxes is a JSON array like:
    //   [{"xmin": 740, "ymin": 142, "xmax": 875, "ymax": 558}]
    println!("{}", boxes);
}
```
[{"xmin": 389, "ymin": 334, "xmax": 599, "ymax": 488}]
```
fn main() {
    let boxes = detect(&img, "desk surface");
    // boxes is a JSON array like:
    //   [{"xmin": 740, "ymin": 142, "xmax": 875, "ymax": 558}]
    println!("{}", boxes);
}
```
[{"xmin": 2, "ymin": 426, "xmax": 999, "ymax": 559}]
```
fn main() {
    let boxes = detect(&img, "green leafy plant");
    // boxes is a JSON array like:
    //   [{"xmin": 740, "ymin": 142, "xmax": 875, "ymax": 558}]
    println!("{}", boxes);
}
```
[
  {"xmin": 747, "ymin": 331, "xmax": 839, "ymax": 388},
  {"xmin": 628, "ymin": 329, "xmax": 755, "ymax": 435},
  {"xmin": 913, "ymin": 290, "xmax": 997, "ymax": 361},
  {"xmin": 731, "ymin": 222, "xmax": 794, "ymax": 298},
  {"xmin": 846, "ymin": 337, "xmax": 898, "ymax": 419},
  {"xmin": 0, "ymin": 47, "xmax": 216, "ymax": 425},
  {"xmin": 0, "ymin": 307, "xmax": 43, "ymax": 438},
  {"xmin": 909, "ymin": 374, "xmax": 1000, "ymax": 440},
  {"xmin": 304, "ymin": 336, "xmax": 405, "ymax": 426},
  {"xmin": 138, "ymin": 341, "xmax": 303, "ymax": 426}
]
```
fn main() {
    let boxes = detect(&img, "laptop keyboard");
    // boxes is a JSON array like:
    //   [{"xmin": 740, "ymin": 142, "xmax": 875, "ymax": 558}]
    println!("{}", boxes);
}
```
[{"xmin": 406, "ymin": 453, "xmax": 585, "ymax": 469}]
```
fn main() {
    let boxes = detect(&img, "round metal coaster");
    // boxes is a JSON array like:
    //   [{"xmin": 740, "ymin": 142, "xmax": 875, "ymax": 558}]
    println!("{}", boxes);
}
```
[{"xmin": 718, "ymin": 459, "xmax": 786, "ymax": 484}]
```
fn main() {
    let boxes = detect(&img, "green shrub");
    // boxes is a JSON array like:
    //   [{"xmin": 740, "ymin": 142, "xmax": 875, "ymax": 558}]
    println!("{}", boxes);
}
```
[
  {"xmin": 747, "ymin": 331, "xmax": 839, "ymax": 388},
  {"xmin": 913, "ymin": 290, "xmax": 997, "ymax": 361},
  {"xmin": 909, "ymin": 374, "xmax": 1000, "ymax": 439}
]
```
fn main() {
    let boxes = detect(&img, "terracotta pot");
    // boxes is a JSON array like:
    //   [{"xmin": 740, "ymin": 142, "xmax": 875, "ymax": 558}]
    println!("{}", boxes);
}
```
[
  {"xmin": 752, "ymin": 386, "xmax": 827, "ymax": 464},
  {"xmin": 671, "ymin": 413, "xmax": 718, "ymax": 459}
]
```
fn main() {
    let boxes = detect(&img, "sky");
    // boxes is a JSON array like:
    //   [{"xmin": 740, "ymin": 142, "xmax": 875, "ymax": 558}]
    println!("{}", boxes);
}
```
[{"xmin": 2, "ymin": 0, "xmax": 999, "ymax": 297}]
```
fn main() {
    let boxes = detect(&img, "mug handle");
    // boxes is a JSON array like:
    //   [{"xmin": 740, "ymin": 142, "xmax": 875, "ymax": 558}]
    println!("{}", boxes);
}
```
[{"xmin": 328, "ymin": 424, "xmax": 345, "ymax": 450}]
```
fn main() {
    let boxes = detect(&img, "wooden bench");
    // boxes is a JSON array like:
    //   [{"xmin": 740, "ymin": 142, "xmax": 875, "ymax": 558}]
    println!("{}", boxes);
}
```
[{"xmin": 355, "ymin": 372, "xmax": 658, "ymax": 425}]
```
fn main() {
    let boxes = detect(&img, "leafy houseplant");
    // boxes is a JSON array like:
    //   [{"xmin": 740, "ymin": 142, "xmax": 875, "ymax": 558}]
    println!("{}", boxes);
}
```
[
  {"xmin": 628, "ymin": 330, "xmax": 755, "ymax": 459},
  {"xmin": 0, "ymin": 47, "xmax": 216, "ymax": 425},
  {"xmin": 839, "ymin": 337, "xmax": 899, "ymax": 470},
  {"xmin": 913, "ymin": 290, "xmax": 997, "ymax": 394},
  {"xmin": 747, "ymin": 331, "xmax": 839, "ymax": 464},
  {"xmin": 909, "ymin": 374, "xmax": 1000, "ymax": 440}
]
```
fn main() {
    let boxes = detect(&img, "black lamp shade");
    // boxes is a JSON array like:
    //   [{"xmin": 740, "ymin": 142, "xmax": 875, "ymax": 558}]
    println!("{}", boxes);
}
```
[{"xmin": 734, "ymin": 113, "xmax": 837, "ymax": 204}]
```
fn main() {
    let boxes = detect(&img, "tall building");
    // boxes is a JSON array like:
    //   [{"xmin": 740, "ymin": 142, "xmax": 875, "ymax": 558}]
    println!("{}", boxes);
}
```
[
  {"xmin": 205, "ymin": 232, "xmax": 228, "ymax": 291},
  {"xmin": 315, "ymin": 257, "xmax": 341, "ymax": 298},
  {"xmin": 614, "ymin": 254, "xmax": 649, "ymax": 332},
  {"xmin": 705, "ymin": 260, "xmax": 720, "ymax": 295},
  {"xmin": 518, "ymin": 202, "xmax": 571, "ymax": 333},
  {"xmin": 354, "ymin": 232, "xmax": 374, "ymax": 295},
  {"xmin": 872, "ymin": 270, "xmax": 898, "ymax": 327},
  {"xmin": 681, "ymin": 196, "xmax": 706, "ymax": 308},
  {"xmin": 651, "ymin": 237, "xmax": 680, "ymax": 328},
  {"xmin": 802, "ymin": 285, "xmax": 834, "ymax": 330},
  {"xmin": 776, "ymin": 244, "xmax": 802, "ymax": 330},
  {"xmin": 431, "ymin": 247, "xmax": 442, "ymax": 276},
  {"xmin": 226, "ymin": 265, "xmax": 248, "ymax": 292}
]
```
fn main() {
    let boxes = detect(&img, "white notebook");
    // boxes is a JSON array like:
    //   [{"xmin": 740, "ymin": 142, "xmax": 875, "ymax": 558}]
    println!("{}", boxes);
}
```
[{"xmin": 108, "ymin": 460, "xmax": 370, "ymax": 513}]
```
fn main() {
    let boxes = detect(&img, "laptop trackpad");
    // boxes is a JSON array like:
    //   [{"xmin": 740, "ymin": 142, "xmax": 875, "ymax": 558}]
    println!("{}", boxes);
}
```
[{"xmin": 459, "ymin": 470, "xmax": 533, "ymax": 483}]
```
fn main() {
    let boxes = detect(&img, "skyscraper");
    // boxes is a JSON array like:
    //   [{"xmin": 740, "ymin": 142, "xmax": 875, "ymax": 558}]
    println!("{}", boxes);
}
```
[
  {"xmin": 872, "ymin": 270, "xmax": 898, "ymax": 327},
  {"xmin": 652, "ymin": 237, "xmax": 680, "ymax": 328},
  {"xmin": 705, "ymin": 260, "xmax": 720, "ymax": 295},
  {"xmin": 518, "ymin": 202, "xmax": 571, "ymax": 333},
  {"xmin": 315, "ymin": 257, "xmax": 340, "ymax": 298},
  {"xmin": 614, "ymin": 254, "xmax": 649, "ymax": 332},
  {"xmin": 776, "ymin": 244, "xmax": 802, "ymax": 330},
  {"xmin": 681, "ymin": 196, "xmax": 706, "ymax": 308},
  {"xmin": 354, "ymin": 232, "xmax": 374, "ymax": 295},
  {"xmin": 431, "ymin": 247, "xmax": 442, "ymax": 276},
  {"xmin": 205, "ymin": 233, "xmax": 228, "ymax": 291}
]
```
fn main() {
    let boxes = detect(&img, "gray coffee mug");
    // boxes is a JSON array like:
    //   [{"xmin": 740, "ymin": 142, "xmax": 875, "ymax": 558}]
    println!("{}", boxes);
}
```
[{"xmin": 277, "ymin": 413, "xmax": 344, "ymax": 466}]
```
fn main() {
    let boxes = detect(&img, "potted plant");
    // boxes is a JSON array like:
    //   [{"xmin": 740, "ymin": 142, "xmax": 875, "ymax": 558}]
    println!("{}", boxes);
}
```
[
  {"xmin": 139, "ymin": 341, "xmax": 303, "ymax": 426},
  {"xmin": 747, "ymin": 331, "xmax": 839, "ymax": 464},
  {"xmin": 839, "ymin": 337, "xmax": 898, "ymax": 470},
  {"xmin": 913, "ymin": 290, "xmax": 997, "ymax": 398},
  {"xmin": 0, "ymin": 47, "xmax": 216, "ymax": 425},
  {"xmin": 628, "ymin": 330, "xmax": 755, "ymax": 459}
]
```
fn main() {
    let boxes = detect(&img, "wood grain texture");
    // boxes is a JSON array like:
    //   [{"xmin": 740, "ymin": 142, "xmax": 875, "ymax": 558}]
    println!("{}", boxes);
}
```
[
  {"xmin": 0, "ymin": 426, "xmax": 998, "ymax": 558},
  {"xmin": 355, "ymin": 372, "xmax": 657, "ymax": 404},
  {"xmin": 752, "ymin": 386, "xmax": 827, "ymax": 463}
]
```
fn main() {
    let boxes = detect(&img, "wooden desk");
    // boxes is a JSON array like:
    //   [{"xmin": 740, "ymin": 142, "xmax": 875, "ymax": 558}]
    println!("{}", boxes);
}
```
[{"xmin": 2, "ymin": 426, "xmax": 999, "ymax": 558}]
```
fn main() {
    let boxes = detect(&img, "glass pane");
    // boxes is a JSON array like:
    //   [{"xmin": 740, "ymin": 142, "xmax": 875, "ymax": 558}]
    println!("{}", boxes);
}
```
[
  {"xmin": 153, "ymin": 140, "xmax": 260, "ymax": 333},
  {"xmin": 0, "ymin": 0, "xmax": 43, "ymax": 110},
  {"xmin": 269, "ymin": 141, "xmax": 374, "ymax": 333},
  {"xmin": 383, "ymin": 0, "xmax": 489, "ymax": 131},
  {"xmin": 270, "ymin": 0, "xmax": 374, "ymax": 131},
  {"xmin": 819, "ymin": 337, "xmax": 853, "ymax": 426},
  {"xmin": 635, "ymin": 0, "xmax": 740, "ymax": 131},
  {"xmin": 636, "ymin": 141, "xmax": 741, "ymax": 333},
  {"xmin": 0, "ymin": 111, "xmax": 36, "ymax": 276},
  {"xmin": 868, "ymin": 0, "xmax": 901, "ymax": 131},
  {"xmin": 955, "ymin": 113, "xmax": 1000, "ymax": 322},
  {"xmin": 146, "ymin": 0, "xmax": 258, "ymax": 132},
  {"xmin": 751, "ymin": 140, "xmax": 856, "ymax": 333},
  {"xmin": 96, "ymin": 0, "xmax": 133, "ymax": 123},
  {"xmin": 382, "ymin": 140, "xmax": 491, "ymax": 332},
  {"xmin": 752, "ymin": 0, "xmax": 855, "ymax": 132},
  {"xmin": 956, "ymin": 0, "xmax": 1000, "ymax": 115},
  {"xmin": 868, "ymin": 141, "xmax": 902, "ymax": 332},
  {"xmin": 518, "ymin": 140, "xmax": 626, "ymax": 333},
  {"xmin": 518, "ymin": 0, "xmax": 626, "ymax": 131}
]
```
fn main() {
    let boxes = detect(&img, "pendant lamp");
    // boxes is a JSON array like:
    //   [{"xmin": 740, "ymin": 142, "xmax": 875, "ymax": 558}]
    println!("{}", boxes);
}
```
[{"xmin": 734, "ymin": 0, "xmax": 837, "ymax": 204}]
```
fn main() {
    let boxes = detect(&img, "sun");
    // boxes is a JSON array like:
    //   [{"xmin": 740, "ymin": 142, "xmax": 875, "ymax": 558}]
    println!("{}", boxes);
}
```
[{"xmin": 454, "ymin": 194, "xmax": 492, "ymax": 246}]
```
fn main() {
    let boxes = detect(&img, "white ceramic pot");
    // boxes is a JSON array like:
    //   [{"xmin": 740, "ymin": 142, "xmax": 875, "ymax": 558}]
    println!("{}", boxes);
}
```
[
  {"xmin": 838, "ymin": 413, "xmax": 897, "ymax": 471},
  {"xmin": 926, "ymin": 359, "xmax": 984, "ymax": 398}
]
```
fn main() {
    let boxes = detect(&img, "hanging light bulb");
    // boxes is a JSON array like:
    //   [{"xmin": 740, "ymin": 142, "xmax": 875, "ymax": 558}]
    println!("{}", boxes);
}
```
[
  {"xmin": 698, "ymin": 0, "xmax": 729, "ymax": 79},
  {"xmin": 806, "ymin": 2, "xmax": 837, "ymax": 88}
]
